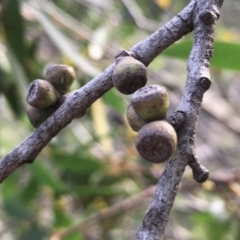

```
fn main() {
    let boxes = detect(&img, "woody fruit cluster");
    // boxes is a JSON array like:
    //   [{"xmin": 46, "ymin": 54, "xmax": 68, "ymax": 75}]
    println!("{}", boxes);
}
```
[
  {"xmin": 26, "ymin": 64, "xmax": 75, "ymax": 127},
  {"xmin": 112, "ymin": 54, "xmax": 177, "ymax": 163}
]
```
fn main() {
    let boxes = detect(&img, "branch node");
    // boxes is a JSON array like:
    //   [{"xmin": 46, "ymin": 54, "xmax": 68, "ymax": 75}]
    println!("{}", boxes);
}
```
[
  {"xmin": 199, "ymin": 10, "xmax": 218, "ymax": 24},
  {"xmin": 199, "ymin": 77, "xmax": 211, "ymax": 91},
  {"xmin": 167, "ymin": 111, "xmax": 186, "ymax": 130},
  {"xmin": 115, "ymin": 49, "xmax": 132, "ymax": 59},
  {"xmin": 188, "ymin": 155, "xmax": 209, "ymax": 183}
]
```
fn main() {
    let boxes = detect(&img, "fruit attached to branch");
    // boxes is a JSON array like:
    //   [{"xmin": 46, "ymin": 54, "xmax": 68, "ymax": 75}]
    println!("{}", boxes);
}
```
[
  {"xmin": 26, "ymin": 64, "xmax": 78, "ymax": 127},
  {"xmin": 112, "ymin": 56, "xmax": 147, "ymax": 95},
  {"xmin": 63, "ymin": 90, "xmax": 87, "ymax": 118},
  {"xmin": 126, "ymin": 104, "xmax": 146, "ymax": 132},
  {"xmin": 131, "ymin": 85, "xmax": 169, "ymax": 122},
  {"xmin": 27, "ymin": 79, "xmax": 60, "ymax": 108},
  {"xmin": 44, "ymin": 64, "xmax": 76, "ymax": 94},
  {"xmin": 135, "ymin": 121, "xmax": 177, "ymax": 163},
  {"xmin": 26, "ymin": 104, "xmax": 58, "ymax": 128}
]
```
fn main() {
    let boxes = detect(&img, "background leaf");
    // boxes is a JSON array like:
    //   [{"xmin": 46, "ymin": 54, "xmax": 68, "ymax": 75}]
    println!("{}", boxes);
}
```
[
  {"xmin": 30, "ymin": 161, "xmax": 66, "ymax": 193},
  {"xmin": 162, "ymin": 41, "xmax": 240, "ymax": 72},
  {"xmin": 1, "ymin": 0, "xmax": 27, "ymax": 63}
]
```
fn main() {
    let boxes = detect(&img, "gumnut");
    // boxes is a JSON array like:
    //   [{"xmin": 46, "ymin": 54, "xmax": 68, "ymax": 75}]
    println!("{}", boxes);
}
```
[
  {"xmin": 26, "ymin": 104, "xmax": 59, "ymax": 128},
  {"xmin": 126, "ymin": 104, "xmax": 146, "ymax": 132},
  {"xmin": 131, "ymin": 85, "xmax": 169, "ymax": 122},
  {"xmin": 44, "ymin": 64, "xmax": 76, "ymax": 94},
  {"xmin": 135, "ymin": 120, "xmax": 177, "ymax": 163},
  {"xmin": 112, "ymin": 56, "xmax": 147, "ymax": 95},
  {"xmin": 27, "ymin": 79, "xmax": 60, "ymax": 108}
]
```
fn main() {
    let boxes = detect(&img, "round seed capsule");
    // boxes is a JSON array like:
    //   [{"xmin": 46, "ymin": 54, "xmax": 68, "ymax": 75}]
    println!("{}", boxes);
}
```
[
  {"xmin": 44, "ymin": 64, "xmax": 75, "ymax": 94},
  {"xmin": 135, "ymin": 120, "xmax": 177, "ymax": 163},
  {"xmin": 112, "ymin": 56, "xmax": 147, "ymax": 95},
  {"xmin": 126, "ymin": 104, "xmax": 146, "ymax": 132},
  {"xmin": 131, "ymin": 85, "xmax": 169, "ymax": 122},
  {"xmin": 27, "ymin": 79, "xmax": 60, "ymax": 108}
]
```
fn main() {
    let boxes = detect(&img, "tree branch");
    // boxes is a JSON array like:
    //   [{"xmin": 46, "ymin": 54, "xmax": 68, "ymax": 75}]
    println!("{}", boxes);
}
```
[
  {"xmin": 50, "ymin": 186, "xmax": 156, "ymax": 240},
  {"xmin": 136, "ymin": 0, "xmax": 223, "ymax": 239},
  {"xmin": 0, "ymin": 0, "xmax": 195, "ymax": 183}
]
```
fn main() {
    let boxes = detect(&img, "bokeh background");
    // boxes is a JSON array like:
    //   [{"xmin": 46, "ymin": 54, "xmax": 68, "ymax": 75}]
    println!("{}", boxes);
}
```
[{"xmin": 0, "ymin": 0, "xmax": 240, "ymax": 239}]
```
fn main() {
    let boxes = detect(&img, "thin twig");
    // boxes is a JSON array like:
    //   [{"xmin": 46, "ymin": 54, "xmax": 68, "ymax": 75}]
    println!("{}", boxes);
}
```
[
  {"xmin": 50, "ymin": 186, "xmax": 156, "ymax": 240},
  {"xmin": 188, "ymin": 154, "xmax": 209, "ymax": 183},
  {"xmin": 0, "ymin": 1, "xmax": 224, "ymax": 239},
  {"xmin": 136, "ymin": 0, "xmax": 223, "ymax": 239}
]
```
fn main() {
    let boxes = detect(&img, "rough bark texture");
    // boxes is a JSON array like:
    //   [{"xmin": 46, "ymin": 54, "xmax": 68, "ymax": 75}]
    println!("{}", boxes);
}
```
[
  {"xmin": 136, "ymin": 0, "xmax": 223, "ymax": 239},
  {"xmin": 0, "ymin": 0, "xmax": 195, "ymax": 183},
  {"xmin": 0, "ymin": 0, "xmax": 224, "ymax": 239}
]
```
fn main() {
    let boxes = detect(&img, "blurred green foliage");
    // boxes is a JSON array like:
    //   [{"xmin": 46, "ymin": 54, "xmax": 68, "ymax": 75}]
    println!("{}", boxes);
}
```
[
  {"xmin": 163, "ymin": 41, "xmax": 240, "ymax": 72},
  {"xmin": 0, "ymin": 0, "xmax": 240, "ymax": 239}
]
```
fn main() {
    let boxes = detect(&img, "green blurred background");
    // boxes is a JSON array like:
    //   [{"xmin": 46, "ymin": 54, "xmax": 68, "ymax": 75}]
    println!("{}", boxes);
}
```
[{"xmin": 0, "ymin": 0, "xmax": 240, "ymax": 239}]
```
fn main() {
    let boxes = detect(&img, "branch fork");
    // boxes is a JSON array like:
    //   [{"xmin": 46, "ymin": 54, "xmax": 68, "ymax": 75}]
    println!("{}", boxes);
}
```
[
  {"xmin": 0, "ymin": 0, "xmax": 224, "ymax": 239},
  {"xmin": 137, "ymin": 1, "xmax": 223, "ymax": 239}
]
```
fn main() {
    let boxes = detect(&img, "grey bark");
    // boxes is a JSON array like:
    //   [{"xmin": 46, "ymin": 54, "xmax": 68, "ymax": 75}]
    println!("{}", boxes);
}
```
[
  {"xmin": 136, "ymin": 0, "xmax": 223, "ymax": 239},
  {"xmin": 0, "ymin": 0, "xmax": 195, "ymax": 182},
  {"xmin": 0, "ymin": 0, "xmax": 224, "ymax": 239}
]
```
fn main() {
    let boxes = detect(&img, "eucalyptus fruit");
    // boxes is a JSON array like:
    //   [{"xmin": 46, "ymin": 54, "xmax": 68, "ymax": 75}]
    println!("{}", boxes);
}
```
[
  {"xmin": 131, "ymin": 85, "xmax": 169, "ymax": 122},
  {"xmin": 126, "ymin": 104, "xmax": 146, "ymax": 132},
  {"xmin": 135, "ymin": 121, "xmax": 177, "ymax": 163},
  {"xmin": 26, "ymin": 64, "xmax": 77, "ymax": 127},
  {"xmin": 26, "ymin": 104, "xmax": 58, "ymax": 128},
  {"xmin": 44, "ymin": 64, "xmax": 76, "ymax": 94},
  {"xmin": 112, "ymin": 56, "xmax": 147, "ymax": 95},
  {"xmin": 27, "ymin": 79, "xmax": 60, "ymax": 109}
]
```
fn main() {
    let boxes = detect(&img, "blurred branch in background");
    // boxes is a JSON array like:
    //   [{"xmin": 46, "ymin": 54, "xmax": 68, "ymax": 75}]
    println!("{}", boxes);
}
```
[
  {"xmin": 25, "ymin": 0, "xmax": 100, "ymax": 77},
  {"xmin": 120, "ymin": 0, "xmax": 159, "ymax": 31},
  {"xmin": 50, "ymin": 186, "xmax": 156, "ymax": 240}
]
